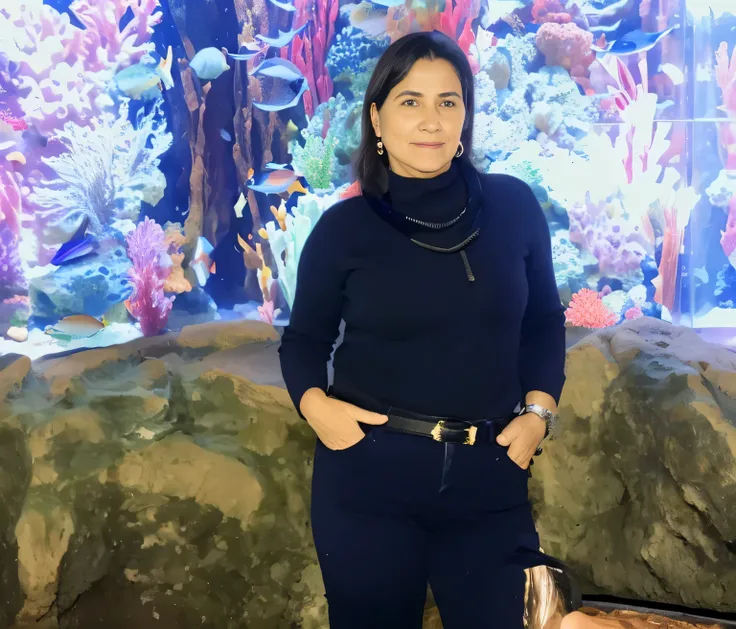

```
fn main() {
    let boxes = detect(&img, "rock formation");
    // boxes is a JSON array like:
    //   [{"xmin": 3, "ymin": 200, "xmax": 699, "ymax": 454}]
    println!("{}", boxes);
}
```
[{"xmin": 0, "ymin": 317, "xmax": 733, "ymax": 628}]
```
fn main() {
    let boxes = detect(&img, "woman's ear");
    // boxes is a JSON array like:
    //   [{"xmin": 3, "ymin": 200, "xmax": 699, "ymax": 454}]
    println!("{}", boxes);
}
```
[{"xmin": 370, "ymin": 103, "xmax": 380, "ymax": 137}]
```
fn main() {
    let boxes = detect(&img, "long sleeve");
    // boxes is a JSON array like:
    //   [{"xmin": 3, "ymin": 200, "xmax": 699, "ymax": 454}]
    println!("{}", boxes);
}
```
[
  {"xmin": 517, "ymin": 182, "xmax": 567, "ymax": 404},
  {"xmin": 278, "ymin": 208, "xmax": 346, "ymax": 417}
]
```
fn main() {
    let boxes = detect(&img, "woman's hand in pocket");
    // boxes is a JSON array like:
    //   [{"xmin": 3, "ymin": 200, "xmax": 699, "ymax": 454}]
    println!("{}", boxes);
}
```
[{"xmin": 301, "ymin": 388, "xmax": 388, "ymax": 450}]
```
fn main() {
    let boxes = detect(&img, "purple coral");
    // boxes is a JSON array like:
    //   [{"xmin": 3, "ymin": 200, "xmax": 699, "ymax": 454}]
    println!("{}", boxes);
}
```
[
  {"xmin": 0, "ymin": 227, "xmax": 25, "ymax": 297},
  {"xmin": 124, "ymin": 217, "xmax": 174, "ymax": 336},
  {"xmin": 568, "ymin": 200, "xmax": 649, "ymax": 275}
]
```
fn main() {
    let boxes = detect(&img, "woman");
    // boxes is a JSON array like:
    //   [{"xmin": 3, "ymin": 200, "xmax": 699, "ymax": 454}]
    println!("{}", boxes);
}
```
[{"xmin": 279, "ymin": 30, "xmax": 566, "ymax": 629}]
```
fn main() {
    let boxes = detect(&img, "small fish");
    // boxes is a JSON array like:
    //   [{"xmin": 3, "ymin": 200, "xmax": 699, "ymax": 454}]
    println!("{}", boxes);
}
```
[
  {"xmin": 255, "ymin": 23, "xmax": 309, "ymax": 48},
  {"xmin": 50, "ymin": 216, "xmax": 98, "ymax": 266},
  {"xmin": 114, "ymin": 47, "xmax": 174, "ymax": 100},
  {"xmin": 252, "ymin": 78, "xmax": 309, "ymax": 112},
  {"xmin": 692, "ymin": 267, "xmax": 709, "ymax": 285},
  {"xmin": 247, "ymin": 167, "xmax": 299, "ymax": 194},
  {"xmin": 190, "ymin": 236, "xmax": 214, "ymax": 287},
  {"xmin": 265, "ymin": 162, "xmax": 292, "ymax": 170},
  {"xmin": 250, "ymin": 57, "xmax": 305, "ymax": 82},
  {"xmin": 189, "ymin": 47, "xmax": 230, "ymax": 80},
  {"xmin": 227, "ymin": 42, "xmax": 265, "ymax": 61},
  {"xmin": 45, "ymin": 314, "xmax": 106, "ymax": 339},
  {"xmin": 234, "ymin": 192, "xmax": 248, "ymax": 218},
  {"xmin": 5, "ymin": 151, "xmax": 25, "ymax": 165},
  {"xmin": 340, "ymin": 2, "xmax": 391, "ymax": 38},
  {"xmin": 284, "ymin": 119, "xmax": 300, "ymax": 142},
  {"xmin": 220, "ymin": 129, "xmax": 232, "ymax": 142},
  {"xmin": 592, "ymin": 27, "xmax": 675, "ymax": 56},
  {"xmin": 589, "ymin": 19, "xmax": 623, "ymax": 35},
  {"xmin": 658, "ymin": 62, "xmax": 685, "ymax": 86}
]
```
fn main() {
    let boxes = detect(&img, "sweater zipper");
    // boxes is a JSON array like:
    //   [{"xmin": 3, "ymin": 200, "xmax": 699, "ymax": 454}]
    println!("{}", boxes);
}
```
[{"xmin": 460, "ymin": 250, "xmax": 475, "ymax": 282}]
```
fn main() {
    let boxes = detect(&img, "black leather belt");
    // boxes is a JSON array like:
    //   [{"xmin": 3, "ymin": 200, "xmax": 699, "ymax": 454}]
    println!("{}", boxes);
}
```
[{"xmin": 386, "ymin": 406, "xmax": 512, "ymax": 446}]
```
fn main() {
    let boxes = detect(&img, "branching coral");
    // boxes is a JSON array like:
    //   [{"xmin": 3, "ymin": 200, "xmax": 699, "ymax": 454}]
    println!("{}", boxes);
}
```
[
  {"xmin": 0, "ymin": 0, "xmax": 161, "ymax": 136},
  {"xmin": 30, "ymin": 100, "xmax": 172, "ymax": 251},
  {"xmin": 289, "ymin": 93, "xmax": 360, "ymax": 189},
  {"xmin": 124, "ymin": 217, "xmax": 174, "ymax": 336},
  {"xmin": 265, "ymin": 189, "xmax": 343, "ymax": 310},
  {"xmin": 564, "ymin": 288, "xmax": 618, "ymax": 328}
]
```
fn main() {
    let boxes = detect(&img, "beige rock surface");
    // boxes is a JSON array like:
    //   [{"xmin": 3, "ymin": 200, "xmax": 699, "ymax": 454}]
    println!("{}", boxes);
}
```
[
  {"xmin": 531, "ymin": 318, "xmax": 736, "ymax": 612},
  {"xmin": 0, "ymin": 317, "xmax": 732, "ymax": 628}
]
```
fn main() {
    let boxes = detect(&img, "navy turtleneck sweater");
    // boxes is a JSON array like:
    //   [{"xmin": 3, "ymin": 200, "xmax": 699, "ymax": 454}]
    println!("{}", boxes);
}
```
[{"xmin": 278, "ymin": 161, "xmax": 566, "ymax": 420}]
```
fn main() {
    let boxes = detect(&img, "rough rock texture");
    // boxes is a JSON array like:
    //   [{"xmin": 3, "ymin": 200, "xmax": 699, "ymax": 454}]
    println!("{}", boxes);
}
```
[
  {"xmin": 0, "ymin": 321, "xmax": 324, "ymax": 629},
  {"xmin": 531, "ymin": 317, "xmax": 736, "ymax": 613},
  {"xmin": 0, "ymin": 317, "xmax": 733, "ymax": 628}
]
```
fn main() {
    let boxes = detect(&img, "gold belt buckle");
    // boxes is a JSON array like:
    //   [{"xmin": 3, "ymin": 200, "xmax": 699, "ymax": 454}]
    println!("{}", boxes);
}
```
[{"xmin": 431, "ymin": 420, "xmax": 477, "ymax": 446}]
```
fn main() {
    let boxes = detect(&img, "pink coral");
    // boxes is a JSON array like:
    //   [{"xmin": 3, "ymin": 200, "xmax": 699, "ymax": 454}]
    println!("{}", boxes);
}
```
[
  {"xmin": 0, "ymin": 169, "xmax": 22, "ymax": 236},
  {"xmin": 282, "ymin": 0, "xmax": 339, "ymax": 119},
  {"xmin": 565, "ymin": 288, "xmax": 619, "ymax": 329},
  {"xmin": 535, "ymin": 22, "xmax": 595, "ymax": 83},
  {"xmin": 624, "ymin": 305, "xmax": 643, "ymax": 320},
  {"xmin": 125, "ymin": 263, "xmax": 174, "ymax": 336},
  {"xmin": 716, "ymin": 41, "xmax": 736, "ymax": 114},
  {"xmin": 0, "ymin": 111, "xmax": 28, "ymax": 132},
  {"xmin": 721, "ymin": 194, "xmax": 736, "ymax": 259},
  {"xmin": 124, "ymin": 217, "xmax": 174, "ymax": 336}
]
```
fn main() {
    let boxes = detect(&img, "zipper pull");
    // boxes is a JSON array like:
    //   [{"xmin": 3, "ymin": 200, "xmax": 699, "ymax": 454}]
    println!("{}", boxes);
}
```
[{"xmin": 460, "ymin": 250, "xmax": 475, "ymax": 282}]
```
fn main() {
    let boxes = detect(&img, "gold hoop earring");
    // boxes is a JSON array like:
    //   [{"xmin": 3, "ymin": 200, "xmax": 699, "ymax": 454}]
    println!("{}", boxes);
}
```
[
  {"xmin": 376, "ymin": 139, "xmax": 384, "ymax": 156},
  {"xmin": 455, "ymin": 142, "xmax": 464, "ymax": 158}
]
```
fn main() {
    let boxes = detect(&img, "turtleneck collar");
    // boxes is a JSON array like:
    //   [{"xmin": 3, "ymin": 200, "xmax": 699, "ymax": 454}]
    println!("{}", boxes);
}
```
[{"xmin": 384, "ymin": 160, "xmax": 467, "ymax": 225}]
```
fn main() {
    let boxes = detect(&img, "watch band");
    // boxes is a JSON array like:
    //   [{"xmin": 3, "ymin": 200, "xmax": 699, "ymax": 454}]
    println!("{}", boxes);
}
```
[{"xmin": 523, "ymin": 404, "xmax": 558, "ymax": 455}]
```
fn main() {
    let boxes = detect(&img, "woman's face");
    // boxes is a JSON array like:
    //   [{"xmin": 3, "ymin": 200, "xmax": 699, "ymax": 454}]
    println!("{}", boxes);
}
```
[{"xmin": 370, "ymin": 57, "xmax": 466, "ymax": 179}]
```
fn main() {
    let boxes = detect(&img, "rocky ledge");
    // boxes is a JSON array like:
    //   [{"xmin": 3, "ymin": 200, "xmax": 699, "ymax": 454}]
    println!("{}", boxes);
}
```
[{"xmin": 0, "ymin": 317, "xmax": 733, "ymax": 629}]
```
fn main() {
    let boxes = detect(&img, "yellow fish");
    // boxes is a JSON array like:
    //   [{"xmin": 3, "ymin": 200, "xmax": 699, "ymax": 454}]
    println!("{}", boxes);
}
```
[{"xmin": 45, "ymin": 314, "xmax": 107, "ymax": 339}]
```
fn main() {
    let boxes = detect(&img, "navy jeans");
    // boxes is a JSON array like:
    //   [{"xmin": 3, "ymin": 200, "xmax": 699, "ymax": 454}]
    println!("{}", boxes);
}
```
[{"xmin": 310, "ymin": 423, "xmax": 540, "ymax": 629}]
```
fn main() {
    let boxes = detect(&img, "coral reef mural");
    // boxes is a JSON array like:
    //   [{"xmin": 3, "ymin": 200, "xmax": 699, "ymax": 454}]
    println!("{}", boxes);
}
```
[{"xmin": 0, "ymin": 0, "xmax": 735, "ymax": 356}]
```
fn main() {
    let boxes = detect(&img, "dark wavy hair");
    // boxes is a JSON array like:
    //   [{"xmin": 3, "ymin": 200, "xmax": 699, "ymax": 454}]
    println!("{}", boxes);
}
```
[{"xmin": 352, "ymin": 30, "xmax": 476, "ymax": 198}]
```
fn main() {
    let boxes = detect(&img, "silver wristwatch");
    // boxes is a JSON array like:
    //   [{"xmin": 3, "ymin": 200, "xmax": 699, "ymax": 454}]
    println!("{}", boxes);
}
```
[{"xmin": 523, "ymin": 403, "xmax": 558, "ymax": 455}]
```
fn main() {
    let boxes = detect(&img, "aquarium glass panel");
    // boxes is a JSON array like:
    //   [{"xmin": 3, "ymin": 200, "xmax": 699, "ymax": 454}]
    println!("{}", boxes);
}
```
[{"xmin": 1, "ymin": 0, "xmax": 735, "ymax": 359}]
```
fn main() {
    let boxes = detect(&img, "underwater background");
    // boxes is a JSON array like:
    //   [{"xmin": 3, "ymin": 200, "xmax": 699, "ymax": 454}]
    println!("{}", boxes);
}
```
[{"xmin": 1, "ymin": 0, "xmax": 736, "ymax": 358}]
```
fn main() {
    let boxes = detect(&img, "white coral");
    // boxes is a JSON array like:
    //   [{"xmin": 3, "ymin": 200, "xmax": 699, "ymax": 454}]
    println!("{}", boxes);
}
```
[{"xmin": 30, "ymin": 99, "xmax": 172, "ymax": 246}]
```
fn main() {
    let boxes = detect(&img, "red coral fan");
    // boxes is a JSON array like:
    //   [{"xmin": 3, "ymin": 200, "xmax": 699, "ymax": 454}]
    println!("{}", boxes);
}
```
[
  {"xmin": 565, "ymin": 288, "xmax": 619, "ymax": 329},
  {"xmin": 0, "ymin": 110, "xmax": 28, "ymax": 131},
  {"xmin": 531, "ymin": 0, "xmax": 572, "ymax": 24},
  {"xmin": 535, "ymin": 22, "xmax": 595, "ymax": 81}
]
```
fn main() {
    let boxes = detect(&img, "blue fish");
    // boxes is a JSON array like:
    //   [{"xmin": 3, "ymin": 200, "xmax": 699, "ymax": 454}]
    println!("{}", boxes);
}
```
[
  {"xmin": 252, "ymin": 78, "xmax": 309, "ymax": 112},
  {"xmin": 592, "ymin": 26, "xmax": 675, "ymax": 56},
  {"xmin": 250, "ymin": 57, "xmax": 305, "ymax": 82},
  {"xmin": 247, "ymin": 167, "xmax": 299, "ymax": 194},
  {"xmin": 51, "ymin": 216, "xmax": 97, "ymax": 266},
  {"xmin": 256, "ymin": 22, "xmax": 309, "ymax": 48}
]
